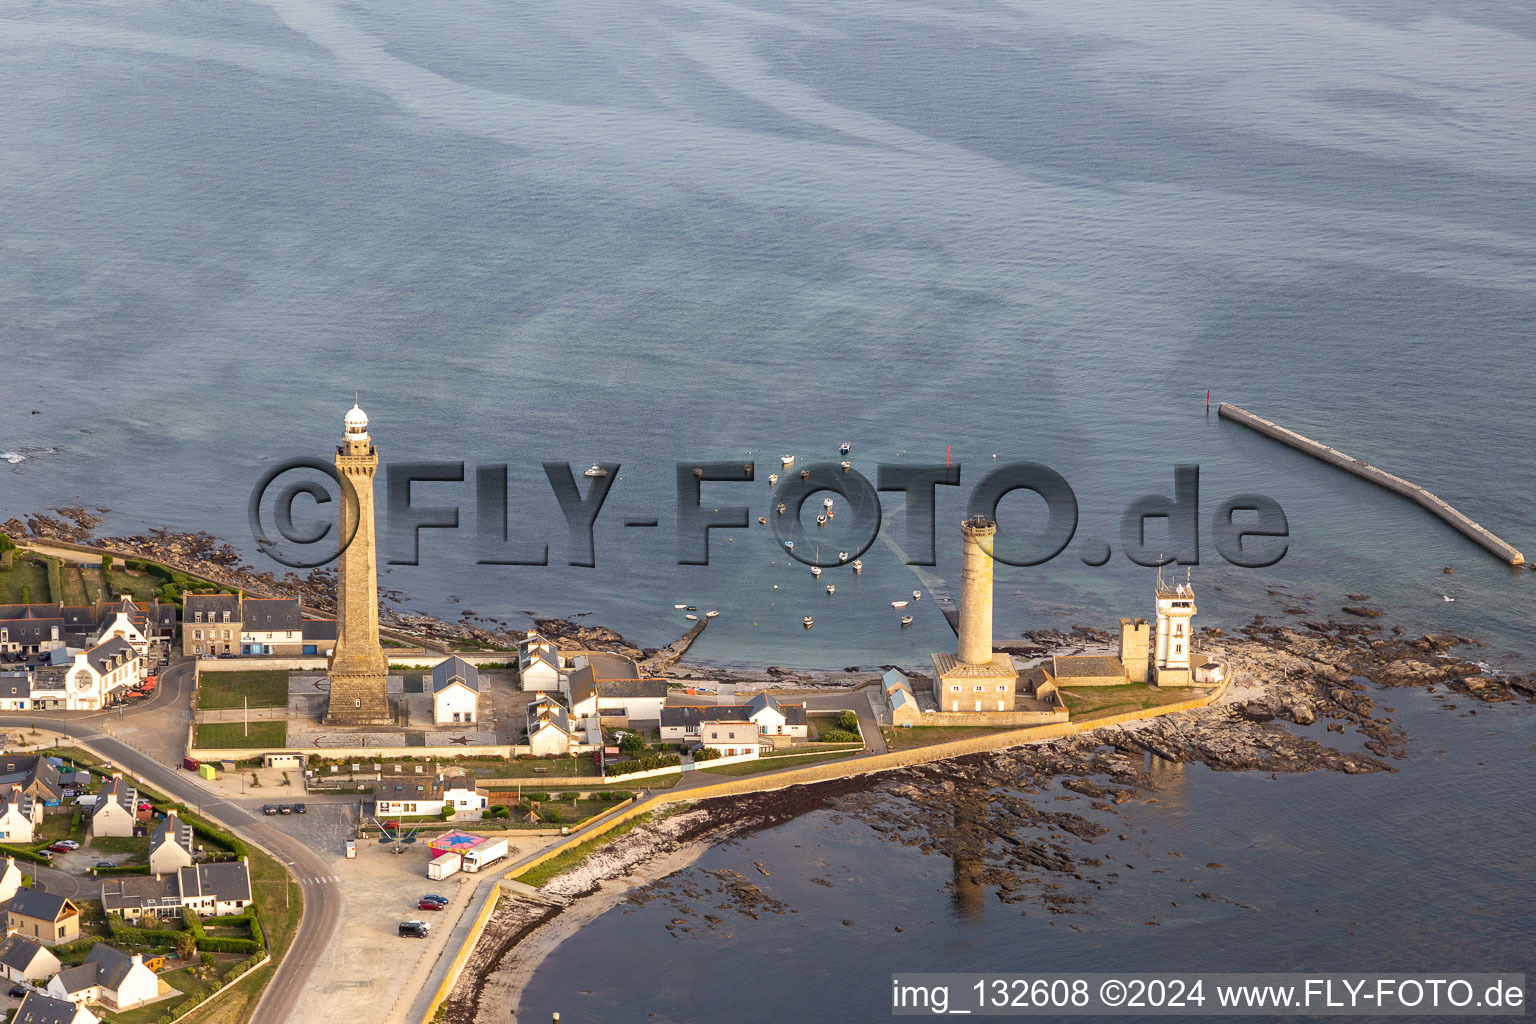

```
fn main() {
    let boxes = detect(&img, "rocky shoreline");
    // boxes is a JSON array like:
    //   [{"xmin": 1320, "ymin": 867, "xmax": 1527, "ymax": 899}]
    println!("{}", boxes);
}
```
[{"xmin": 439, "ymin": 611, "xmax": 1532, "ymax": 1021}]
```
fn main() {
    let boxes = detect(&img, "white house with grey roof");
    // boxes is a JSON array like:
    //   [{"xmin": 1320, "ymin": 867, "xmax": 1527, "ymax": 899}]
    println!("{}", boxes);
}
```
[
  {"xmin": 13, "ymin": 990, "xmax": 100, "ymax": 1024},
  {"xmin": 89, "ymin": 776, "xmax": 138, "ymax": 838},
  {"xmin": 0, "ymin": 932, "xmax": 61, "ymax": 984},
  {"xmin": 27, "ymin": 637, "xmax": 141, "ymax": 712},
  {"xmin": 99, "ymin": 859, "xmax": 252, "ymax": 923},
  {"xmin": 431, "ymin": 656, "xmax": 480, "ymax": 725},
  {"xmin": 518, "ymin": 632, "xmax": 561, "ymax": 691},
  {"xmin": 660, "ymin": 693, "xmax": 808, "ymax": 744},
  {"xmin": 0, "ymin": 785, "xmax": 43, "ymax": 843},
  {"xmin": 525, "ymin": 694, "xmax": 579, "ymax": 755},
  {"xmin": 0, "ymin": 855, "xmax": 23, "ymax": 903},
  {"xmin": 47, "ymin": 943, "xmax": 160, "ymax": 1011},
  {"xmin": 883, "ymin": 669, "xmax": 923, "ymax": 726},
  {"xmin": 148, "ymin": 812, "xmax": 195, "ymax": 874}
]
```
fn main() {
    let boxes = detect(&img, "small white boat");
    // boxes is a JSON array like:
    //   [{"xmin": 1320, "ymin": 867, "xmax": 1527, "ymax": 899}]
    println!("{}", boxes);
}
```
[
  {"xmin": 758, "ymin": 516, "xmax": 767, "ymax": 525},
  {"xmin": 773, "ymin": 584, "xmax": 779, "ymax": 590},
  {"xmin": 673, "ymin": 604, "xmax": 687, "ymax": 609},
  {"xmin": 776, "ymin": 503, "xmax": 787, "ymax": 515},
  {"xmin": 781, "ymin": 455, "xmax": 795, "ymax": 466},
  {"xmin": 840, "ymin": 460, "xmax": 851, "ymax": 470},
  {"xmin": 900, "ymin": 615, "xmax": 913, "ymax": 627},
  {"xmin": 769, "ymin": 473, "xmax": 779, "ymax": 485},
  {"xmin": 685, "ymin": 614, "xmax": 698, "ymax": 620},
  {"xmin": 705, "ymin": 610, "xmax": 720, "ymax": 618},
  {"xmin": 784, "ymin": 541, "xmax": 794, "ymax": 550},
  {"xmin": 811, "ymin": 565, "xmax": 822, "ymax": 577},
  {"xmin": 823, "ymin": 497, "xmax": 834, "ymax": 510},
  {"xmin": 802, "ymin": 616, "xmax": 814, "ymax": 628},
  {"xmin": 799, "ymin": 468, "xmax": 810, "ymax": 480},
  {"xmin": 583, "ymin": 465, "xmax": 608, "ymax": 477},
  {"xmin": 816, "ymin": 515, "xmax": 827, "ymax": 526},
  {"xmin": 852, "ymin": 559, "xmax": 863, "ymax": 572},
  {"xmin": 838, "ymin": 551, "xmax": 849, "ymax": 562},
  {"xmin": 912, "ymin": 590, "xmax": 921, "ymax": 601},
  {"xmin": 891, "ymin": 600, "xmax": 909, "ymax": 608},
  {"xmin": 840, "ymin": 442, "xmax": 851, "ymax": 454},
  {"xmin": 825, "ymin": 584, "xmax": 835, "ymax": 594}
]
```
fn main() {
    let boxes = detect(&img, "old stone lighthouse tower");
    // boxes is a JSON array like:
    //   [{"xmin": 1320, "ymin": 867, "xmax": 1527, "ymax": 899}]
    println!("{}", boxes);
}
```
[
  {"xmin": 323, "ymin": 403, "xmax": 393, "ymax": 726},
  {"xmin": 930, "ymin": 515, "xmax": 1019, "ymax": 713}
]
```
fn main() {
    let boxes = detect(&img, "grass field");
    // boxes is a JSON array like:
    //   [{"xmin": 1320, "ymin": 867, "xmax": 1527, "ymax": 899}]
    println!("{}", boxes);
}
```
[
  {"xmin": 466, "ymin": 757, "xmax": 601, "ymax": 779},
  {"xmin": 880, "ymin": 724, "xmax": 1031, "ymax": 751},
  {"xmin": 89, "ymin": 835, "xmax": 151, "ymax": 858},
  {"xmin": 0, "ymin": 554, "xmax": 50, "ymax": 603},
  {"xmin": 197, "ymin": 671, "xmax": 291, "ymax": 710},
  {"xmin": 760, "ymin": 742, "xmax": 862, "ymax": 758},
  {"xmin": 1058, "ymin": 683, "xmax": 1204, "ymax": 722},
  {"xmin": 516, "ymin": 812, "xmax": 653, "ymax": 888},
  {"xmin": 698, "ymin": 749, "xmax": 859, "ymax": 776},
  {"xmin": 193, "ymin": 721, "xmax": 288, "ymax": 748}
]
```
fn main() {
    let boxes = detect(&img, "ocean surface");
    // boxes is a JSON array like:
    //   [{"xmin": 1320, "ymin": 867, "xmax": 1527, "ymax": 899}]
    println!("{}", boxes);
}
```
[{"xmin": 1, "ymin": 0, "xmax": 1532, "ymax": 1016}]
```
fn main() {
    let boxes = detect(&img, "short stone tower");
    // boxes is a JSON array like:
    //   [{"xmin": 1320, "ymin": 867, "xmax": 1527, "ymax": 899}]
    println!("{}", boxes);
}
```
[
  {"xmin": 1152, "ymin": 572, "xmax": 1196, "ymax": 687},
  {"xmin": 1118, "ymin": 617, "xmax": 1150, "ymax": 683},
  {"xmin": 324, "ymin": 403, "xmax": 393, "ymax": 726}
]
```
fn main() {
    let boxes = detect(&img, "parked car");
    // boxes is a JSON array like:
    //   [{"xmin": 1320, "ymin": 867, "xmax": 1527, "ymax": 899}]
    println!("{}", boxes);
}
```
[
  {"xmin": 293, "ymin": 803, "xmax": 307, "ymax": 814},
  {"xmin": 417, "ymin": 899, "xmax": 445, "ymax": 911},
  {"xmin": 7, "ymin": 984, "xmax": 26, "ymax": 998},
  {"xmin": 35, "ymin": 850, "xmax": 50, "ymax": 860},
  {"xmin": 262, "ymin": 805, "xmax": 278, "ymax": 815},
  {"xmin": 277, "ymin": 804, "xmax": 292, "ymax": 815},
  {"xmin": 57, "ymin": 840, "xmax": 79, "ymax": 850},
  {"xmin": 95, "ymin": 861, "xmax": 114, "ymax": 869},
  {"xmin": 398, "ymin": 921, "xmax": 430, "ymax": 938},
  {"xmin": 47, "ymin": 843, "xmax": 71, "ymax": 854},
  {"xmin": 420, "ymin": 894, "xmax": 449, "ymax": 905}
]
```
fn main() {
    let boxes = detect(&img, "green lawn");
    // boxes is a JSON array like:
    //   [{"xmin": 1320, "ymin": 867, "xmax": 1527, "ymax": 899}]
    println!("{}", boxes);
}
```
[
  {"xmin": 760, "ymin": 742, "xmax": 862, "ymax": 758},
  {"xmin": 111, "ymin": 965, "xmax": 220, "ymax": 1024},
  {"xmin": 89, "ymin": 835, "xmax": 150, "ymax": 858},
  {"xmin": 465, "ymin": 758, "xmax": 601, "ymax": 779},
  {"xmin": 193, "ymin": 722, "xmax": 288, "ymax": 749},
  {"xmin": 0, "ymin": 554, "xmax": 50, "ymax": 603},
  {"xmin": 698, "ymin": 750, "xmax": 859, "ymax": 776},
  {"xmin": 1058, "ymin": 683, "xmax": 1204, "ymax": 722},
  {"xmin": 880, "ymin": 725, "xmax": 1029, "ymax": 751},
  {"xmin": 197, "ymin": 671, "xmax": 291, "ymax": 710},
  {"xmin": 516, "ymin": 812, "xmax": 652, "ymax": 888}
]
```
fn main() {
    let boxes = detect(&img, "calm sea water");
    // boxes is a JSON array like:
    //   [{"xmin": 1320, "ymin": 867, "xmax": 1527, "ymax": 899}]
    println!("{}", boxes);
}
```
[{"xmin": 1, "ymin": 0, "xmax": 1532, "ymax": 1012}]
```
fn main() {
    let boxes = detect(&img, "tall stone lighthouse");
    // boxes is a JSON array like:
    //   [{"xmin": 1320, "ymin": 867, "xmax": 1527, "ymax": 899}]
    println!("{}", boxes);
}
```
[
  {"xmin": 931, "ymin": 515, "xmax": 1018, "ymax": 713},
  {"xmin": 323, "ymin": 403, "xmax": 393, "ymax": 726}
]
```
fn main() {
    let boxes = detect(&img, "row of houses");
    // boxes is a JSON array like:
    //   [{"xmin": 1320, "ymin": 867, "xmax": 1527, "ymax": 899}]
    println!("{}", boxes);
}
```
[
  {"xmin": 1, "ymin": 937, "xmax": 161, "ymax": 1014},
  {"xmin": 0, "ymin": 598, "xmax": 174, "ymax": 660},
  {"xmin": 0, "ymin": 597, "xmax": 171, "ymax": 711},
  {"xmin": 181, "ymin": 593, "xmax": 337, "ymax": 658},
  {"xmin": 520, "ymin": 635, "xmax": 669, "ymax": 755}
]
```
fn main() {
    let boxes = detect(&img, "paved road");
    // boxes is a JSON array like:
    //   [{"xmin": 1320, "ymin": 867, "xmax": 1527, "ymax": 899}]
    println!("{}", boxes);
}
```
[{"xmin": 1, "ymin": 662, "xmax": 340, "ymax": 1024}]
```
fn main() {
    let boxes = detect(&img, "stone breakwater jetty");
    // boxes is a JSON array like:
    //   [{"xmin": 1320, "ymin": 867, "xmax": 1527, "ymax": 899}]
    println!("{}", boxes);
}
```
[{"xmin": 1218, "ymin": 402, "xmax": 1525, "ymax": 566}]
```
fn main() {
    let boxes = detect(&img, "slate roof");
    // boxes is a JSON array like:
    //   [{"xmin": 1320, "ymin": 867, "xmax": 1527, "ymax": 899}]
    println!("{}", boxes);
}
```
[
  {"xmin": 91, "ymin": 777, "xmax": 136, "ymax": 822},
  {"xmin": 0, "ymin": 933, "xmax": 51, "ymax": 974},
  {"xmin": 83, "ymin": 943, "xmax": 138, "ymax": 991},
  {"xmin": 0, "ymin": 675, "xmax": 28, "ymax": 700},
  {"xmin": 1049, "ymin": 655, "xmax": 1127, "ymax": 679},
  {"xmin": 177, "ymin": 861, "xmax": 252, "ymax": 904},
  {"xmin": 431, "ymin": 656, "xmax": 479, "ymax": 694},
  {"xmin": 98, "ymin": 875, "xmax": 178, "ymax": 915},
  {"xmin": 527, "ymin": 696, "xmax": 572, "ymax": 737},
  {"xmin": 301, "ymin": 618, "xmax": 338, "ymax": 642},
  {"xmin": 84, "ymin": 637, "xmax": 135, "ymax": 676},
  {"xmin": 51, "ymin": 962, "xmax": 97, "ymax": 996},
  {"xmin": 0, "ymin": 756, "xmax": 63, "ymax": 802},
  {"xmin": 151, "ymin": 813, "xmax": 193, "ymax": 855},
  {"xmin": 240, "ymin": 599, "xmax": 301, "ymax": 632},
  {"xmin": 14, "ymin": 990, "xmax": 87, "ymax": 1024},
  {"xmin": 184, "ymin": 594, "xmax": 240, "ymax": 624},
  {"xmin": 8, "ymin": 887, "xmax": 74, "ymax": 923}
]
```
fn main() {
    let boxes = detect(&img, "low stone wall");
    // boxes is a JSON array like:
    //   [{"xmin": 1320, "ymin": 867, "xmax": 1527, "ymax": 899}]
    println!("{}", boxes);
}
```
[
  {"xmin": 907, "ymin": 708, "xmax": 1069, "ymax": 727},
  {"xmin": 188, "ymin": 743, "xmax": 520, "ymax": 761}
]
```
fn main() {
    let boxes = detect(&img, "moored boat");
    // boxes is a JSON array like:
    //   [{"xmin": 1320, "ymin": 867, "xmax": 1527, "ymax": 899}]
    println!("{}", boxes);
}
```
[
  {"xmin": 781, "ymin": 455, "xmax": 795, "ymax": 466},
  {"xmin": 840, "ymin": 442, "xmax": 851, "ymax": 454},
  {"xmin": 583, "ymin": 465, "xmax": 608, "ymax": 477},
  {"xmin": 900, "ymin": 615, "xmax": 913, "ymax": 627},
  {"xmin": 852, "ymin": 559, "xmax": 863, "ymax": 572},
  {"xmin": 803, "ymin": 616, "xmax": 814, "ymax": 628},
  {"xmin": 912, "ymin": 590, "xmax": 921, "ymax": 601},
  {"xmin": 705, "ymin": 610, "xmax": 720, "ymax": 618},
  {"xmin": 825, "ymin": 584, "xmax": 835, "ymax": 594},
  {"xmin": 891, "ymin": 600, "xmax": 908, "ymax": 608},
  {"xmin": 685, "ymin": 613, "xmax": 698, "ymax": 620}
]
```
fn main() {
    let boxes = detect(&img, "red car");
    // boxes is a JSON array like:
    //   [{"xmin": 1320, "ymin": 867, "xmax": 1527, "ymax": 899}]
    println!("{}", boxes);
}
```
[
  {"xmin": 47, "ymin": 843, "xmax": 71, "ymax": 854},
  {"xmin": 417, "ymin": 899, "xmax": 445, "ymax": 911}
]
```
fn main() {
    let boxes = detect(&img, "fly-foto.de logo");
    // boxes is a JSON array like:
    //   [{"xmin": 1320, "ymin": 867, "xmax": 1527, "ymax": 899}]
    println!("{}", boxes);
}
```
[{"xmin": 249, "ymin": 459, "xmax": 1289, "ymax": 572}]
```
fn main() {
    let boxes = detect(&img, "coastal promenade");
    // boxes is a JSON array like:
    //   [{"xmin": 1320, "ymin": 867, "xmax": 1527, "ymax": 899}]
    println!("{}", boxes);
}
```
[{"xmin": 411, "ymin": 674, "xmax": 1233, "ymax": 1024}]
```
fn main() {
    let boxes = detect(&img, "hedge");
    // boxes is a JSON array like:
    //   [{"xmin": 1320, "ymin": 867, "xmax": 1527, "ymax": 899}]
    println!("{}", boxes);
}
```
[
  {"xmin": 92, "ymin": 863, "xmax": 153, "ymax": 876},
  {"xmin": 692, "ymin": 747, "xmax": 722, "ymax": 762},
  {"xmin": 0, "ymin": 844, "xmax": 57, "ymax": 867},
  {"xmin": 107, "ymin": 912, "xmax": 183, "ymax": 946},
  {"xmin": 604, "ymin": 753, "xmax": 681, "ymax": 774}
]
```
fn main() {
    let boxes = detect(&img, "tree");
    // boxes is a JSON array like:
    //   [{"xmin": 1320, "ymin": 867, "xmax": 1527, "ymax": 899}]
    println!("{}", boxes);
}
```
[
  {"xmin": 618, "ymin": 732, "xmax": 645, "ymax": 755},
  {"xmin": 836, "ymin": 710, "xmax": 860, "ymax": 733},
  {"xmin": 176, "ymin": 931, "xmax": 198, "ymax": 961}
]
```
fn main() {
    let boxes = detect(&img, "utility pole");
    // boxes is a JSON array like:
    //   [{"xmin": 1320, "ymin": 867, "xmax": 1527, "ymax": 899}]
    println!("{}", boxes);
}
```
[{"xmin": 244, "ymin": 695, "xmax": 249, "ymax": 738}]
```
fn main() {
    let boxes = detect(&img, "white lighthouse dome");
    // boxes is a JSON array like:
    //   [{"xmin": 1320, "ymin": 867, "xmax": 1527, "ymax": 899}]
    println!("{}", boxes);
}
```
[{"xmin": 344, "ymin": 402, "xmax": 369, "ymax": 433}]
